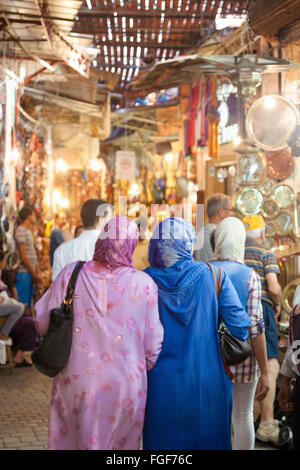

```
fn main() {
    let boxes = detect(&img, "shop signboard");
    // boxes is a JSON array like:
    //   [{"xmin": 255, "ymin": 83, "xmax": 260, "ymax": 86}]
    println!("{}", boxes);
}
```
[{"xmin": 115, "ymin": 151, "xmax": 136, "ymax": 180}]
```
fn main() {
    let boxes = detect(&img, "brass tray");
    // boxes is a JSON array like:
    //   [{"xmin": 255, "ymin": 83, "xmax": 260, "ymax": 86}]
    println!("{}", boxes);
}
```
[
  {"xmin": 235, "ymin": 187, "xmax": 263, "ymax": 216},
  {"xmin": 259, "ymin": 179, "xmax": 275, "ymax": 197},
  {"xmin": 274, "ymin": 212, "xmax": 293, "ymax": 235},
  {"xmin": 246, "ymin": 94, "xmax": 298, "ymax": 151},
  {"xmin": 282, "ymin": 278, "xmax": 300, "ymax": 314},
  {"xmin": 274, "ymin": 184, "xmax": 295, "ymax": 209},
  {"xmin": 261, "ymin": 199, "xmax": 279, "ymax": 219},
  {"xmin": 265, "ymin": 221, "xmax": 277, "ymax": 237}
]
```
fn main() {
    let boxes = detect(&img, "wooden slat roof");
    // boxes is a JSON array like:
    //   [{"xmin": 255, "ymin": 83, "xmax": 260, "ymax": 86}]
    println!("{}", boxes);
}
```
[
  {"xmin": 71, "ymin": 0, "xmax": 248, "ymax": 89},
  {"xmin": 3, "ymin": 0, "xmax": 298, "ymax": 96},
  {"xmin": 248, "ymin": 0, "xmax": 300, "ymax": 38}
]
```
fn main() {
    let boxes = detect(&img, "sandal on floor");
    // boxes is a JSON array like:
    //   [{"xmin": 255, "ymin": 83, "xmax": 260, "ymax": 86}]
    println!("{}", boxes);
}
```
[{"xmin": 14, "ymin": 360, "xmax": 32, "ymax": 368}]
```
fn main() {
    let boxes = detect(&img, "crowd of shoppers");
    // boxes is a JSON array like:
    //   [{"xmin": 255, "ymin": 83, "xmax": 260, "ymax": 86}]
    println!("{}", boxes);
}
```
[{"xmin": 1, "ymin": 193, "xmax": 299, "ymax": 450}]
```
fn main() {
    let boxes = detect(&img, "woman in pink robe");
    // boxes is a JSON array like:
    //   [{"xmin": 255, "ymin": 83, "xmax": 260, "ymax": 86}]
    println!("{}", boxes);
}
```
[{"xmin": 34, "ymin": 216, "xmax": 164, "ymax": 450}]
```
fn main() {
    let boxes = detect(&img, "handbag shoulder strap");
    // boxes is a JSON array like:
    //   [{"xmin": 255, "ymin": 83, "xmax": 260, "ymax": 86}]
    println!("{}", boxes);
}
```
[
  {"xmin": 206, "ymin": 263, "xmax": 222, "ymax": 299},
  {"xmin": 63, "ymin": 261, "xmax": 85, "ymax": 306}
]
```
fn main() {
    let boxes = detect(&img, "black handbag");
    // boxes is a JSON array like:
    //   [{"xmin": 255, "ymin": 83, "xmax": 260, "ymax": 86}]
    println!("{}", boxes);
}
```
[
  {"xmin": 207, "ymin": 263, "xmax": 252, "ymax": 379},
  {"xmin": 31, "ymin": 261, "xmax": 85, "ymax": 378}
]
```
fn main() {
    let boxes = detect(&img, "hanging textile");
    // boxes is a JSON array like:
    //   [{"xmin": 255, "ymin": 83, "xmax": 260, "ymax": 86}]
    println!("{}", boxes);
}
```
[
  {"xmin": 206, "ymin": 75, "xmax": 220, "ymax": 159},
  {"xmin": 197, "ymin": 77, "xmax": 210, "ymax": 148},
  {"xmin": 187, "ymin": 81, "xmax": 200, "ymax": 152}
]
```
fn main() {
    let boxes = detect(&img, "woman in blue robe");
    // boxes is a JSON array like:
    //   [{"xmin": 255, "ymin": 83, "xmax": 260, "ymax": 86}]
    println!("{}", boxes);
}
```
[{"xmin": 143, "ymin": 217, "xmax": 250, "ymax": 450}]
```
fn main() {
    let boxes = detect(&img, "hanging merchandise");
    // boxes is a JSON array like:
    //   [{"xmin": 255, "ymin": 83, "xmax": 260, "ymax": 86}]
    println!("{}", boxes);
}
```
[
  {"xmin": 175, "ymin": 176, "xmax": 189, "ymax": 201},
  {"xmin": 259, "ymin": 179, "xmax": 275, "ymax": 197},
  {"xmin": 187, "ymin": 81, "xmax": 200, "ymax": 153},
  {"xmin": 288, "ymin": 124, "xmax": 300, "ymax": 157},
  {"xmin": 153, "ymin": 171, "xmax": 166, "ymax": 204},
  {"xmin": 273, "ymin": 184, "xmax": 295, "ymax": 209},
  {"xmin": 217, "ymin": 168, "xmax": 225, "ymax": 183},
  {"xmin": 206, "ymin": 75, "xmax": 220, "ymax": 159},
  {"xmin": 228, "ymin": 165, "xmax": 236, "ymax": 177},
  {"xmin": 81, "ymin": 168, "xmax": 88, "ymax": 184},
  {"xmin": 266, "ymin": 148, "xmax": 295, "ymax": 181},
  {"xmin": 209, "ymin": 165, "xmax": 215, "ymax": 177},
  {"xmin": 198, "ymin": 78, "xmax": 210, "ymax": 148},
  {"xmin": 235, "ymin": 187, "xmax": 263, "ymax": 215},
  {"xmin": 246, "ymin": 95, "xmax": 298, "ymax": 151}
]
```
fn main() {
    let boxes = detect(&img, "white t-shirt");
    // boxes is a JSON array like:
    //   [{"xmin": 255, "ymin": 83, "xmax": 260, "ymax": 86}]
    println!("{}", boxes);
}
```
[{"xmin": 51, "ymin": 229, "xmax": 100, "ymax": 281}]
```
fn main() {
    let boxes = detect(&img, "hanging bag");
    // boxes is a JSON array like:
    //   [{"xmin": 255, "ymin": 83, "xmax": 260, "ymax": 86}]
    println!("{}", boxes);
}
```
[
  {"xmin": 31, "ymin": 261, "xmax": 85, "ymax": 377},
  {"xmin": 207, "ymin": 263, "xmax": 252, "ymax": 379}
]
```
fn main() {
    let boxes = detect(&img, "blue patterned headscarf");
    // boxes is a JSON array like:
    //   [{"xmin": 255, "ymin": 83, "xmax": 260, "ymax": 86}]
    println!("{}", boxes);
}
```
[{"xmin": 148, "ymin": 217, "xmax": 195, "ymax": 268}]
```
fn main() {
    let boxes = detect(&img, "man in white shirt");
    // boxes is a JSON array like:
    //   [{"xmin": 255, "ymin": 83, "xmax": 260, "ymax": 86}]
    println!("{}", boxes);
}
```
[
  {"xmin": 51, "ymin": 199, "xmax": 111, "ymax": 281},
  {"xmin": 193, "ymin": 194, "xmax": 234, "ymax": 262}
]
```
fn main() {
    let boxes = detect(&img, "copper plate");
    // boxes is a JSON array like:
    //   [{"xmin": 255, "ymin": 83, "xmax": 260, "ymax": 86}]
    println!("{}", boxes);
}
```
[{"xmin": 266, "ymin": 148, "xmax": 295, "ymax": 181}]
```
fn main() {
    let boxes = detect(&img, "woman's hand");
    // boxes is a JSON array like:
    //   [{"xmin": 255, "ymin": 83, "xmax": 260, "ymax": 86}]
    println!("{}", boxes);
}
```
[
  {"xmin": 254, "ymin": 372, "xmax": 270, "ymax": 401},
  {"xmin": 277, "ymin": 376, "xmax": 293, "ymax": 412}
]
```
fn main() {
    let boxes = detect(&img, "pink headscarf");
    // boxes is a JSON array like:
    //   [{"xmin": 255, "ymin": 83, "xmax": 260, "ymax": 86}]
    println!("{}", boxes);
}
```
[{"xmin": 93, "ymin": 216, "xmax": 139, "ymax": 269}]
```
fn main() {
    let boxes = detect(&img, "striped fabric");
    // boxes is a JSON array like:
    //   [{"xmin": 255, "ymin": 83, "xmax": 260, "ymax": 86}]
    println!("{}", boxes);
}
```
[
  {"xmin": 230, "ymin": 269, "xmax": 265, "ymax": 383},
  {"xmin": 244, "ymin": 240, "xmax": 280, "ymax": 306}
]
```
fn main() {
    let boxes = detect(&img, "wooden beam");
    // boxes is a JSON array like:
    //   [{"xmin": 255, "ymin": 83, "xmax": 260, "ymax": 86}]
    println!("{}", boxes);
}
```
[
  {"xmin": 93, "ymin": 41, "xmax": 193, "ymax": 49},
  {"xmin": 77, "ymin": 9, "xmax": 243, "ymax": 18},
  {"xmin": 34, "ymin": 0, "xmax": 90, "ymax": 78},
  {"xmin": 279, "ymin": 19, "xmax": 300, "ymax": 44},
  {"xmin": 0, "ymin": 38, "xmax": 47, "ymax": 41},
  {"xmin": 74, "ymin": 27, "xmax": 203, "ymax": 34},
  {"xmin": 0, "ymin": 11, "xmax": 76, "ymax": 22},
  {"xmin": 248, "ymin": 0, "xmax": 300, "ymax": 38},
  {"xmin": 1, "ymin": 18, "xmax": 41, "ymax": 25}
]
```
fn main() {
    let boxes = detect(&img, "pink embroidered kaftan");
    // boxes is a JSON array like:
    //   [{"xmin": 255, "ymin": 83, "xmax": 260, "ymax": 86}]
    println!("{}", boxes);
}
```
[{"xmin": 34, "ymin": 217, "xmax": 164, "ymax": 450}]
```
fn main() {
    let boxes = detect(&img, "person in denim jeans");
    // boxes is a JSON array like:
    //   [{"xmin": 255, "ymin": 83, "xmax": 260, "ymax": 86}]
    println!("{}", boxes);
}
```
[{"xmin": 14, "ymin": 207, "xmax": 41, "ymax": 307}]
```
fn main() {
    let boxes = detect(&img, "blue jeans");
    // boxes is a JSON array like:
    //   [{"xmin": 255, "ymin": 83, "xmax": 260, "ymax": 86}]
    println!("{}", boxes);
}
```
[
  {"xmin": 261, "ymin": 300, "xmax": 279, "ymax": 359},
  {"xmin": 15, "ymin": 272, "xmax": 34, "ymax": 306}
]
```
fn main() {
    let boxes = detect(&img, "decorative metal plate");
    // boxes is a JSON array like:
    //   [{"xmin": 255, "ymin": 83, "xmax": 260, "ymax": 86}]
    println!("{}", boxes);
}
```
[
  {"xmin": 246, "ymin": 94, "xmax": 298, "ymax": 150},
  {"xmin": 266, "ymin": 148, "xmax": 295, "ymax": 181},
  {"xmin": 235, "ymin": 187, "xmax": 263, "ymax": 216},
  {"xmin": 259, "ymin": 179, "xmax": 275, "ymax": 197},
  {"xmin": 261, "ymin": 199, "xmax": 279, "ymax": 219},
  {"xmin": 282, "ymin": 278, "xmax": 300, "ymax": 314},
  {"xmin": 274, "ymin": 212, "xmax": 293, "ymax": 235},
  {"xmin": 237, "ymin": 152, "xmax": 264, "ymax": 186},
  {"xmin": 274, "ymin": 184, "xmax": 295, "ymax": 208},
  {"xmin": 265, "ymin": 221, "xmax": 277, "ymax": 237}
]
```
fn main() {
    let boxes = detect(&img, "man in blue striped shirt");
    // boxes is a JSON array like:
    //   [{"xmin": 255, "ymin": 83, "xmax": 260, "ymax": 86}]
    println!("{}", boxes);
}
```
[{"xmin": 243, "ymin": 214, "xmax": 282, "ymax": 447}]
